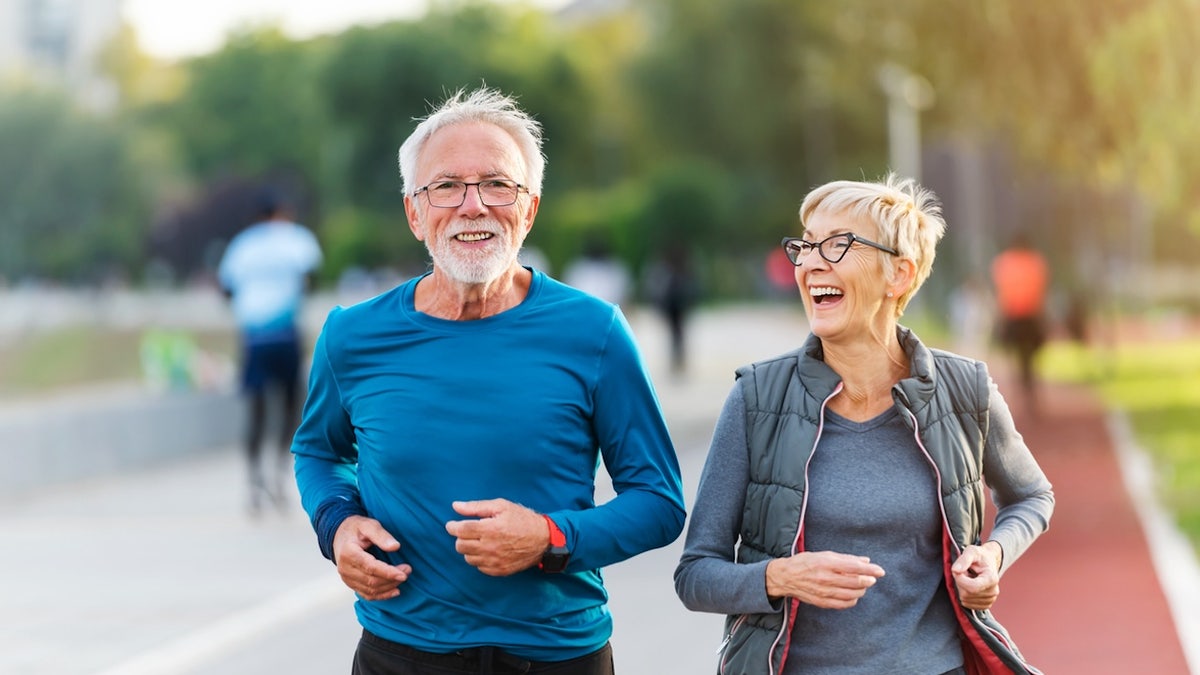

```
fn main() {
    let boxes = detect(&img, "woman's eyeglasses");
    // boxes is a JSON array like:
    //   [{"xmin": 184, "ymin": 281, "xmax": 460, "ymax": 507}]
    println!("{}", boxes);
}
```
[{"xmin": 780, "ymin": 233, "xmax": 899, "ymax": 265}]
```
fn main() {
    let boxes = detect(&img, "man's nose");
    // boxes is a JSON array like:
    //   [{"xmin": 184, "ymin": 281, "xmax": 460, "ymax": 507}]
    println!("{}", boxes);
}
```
[{"xmin": 458, "ymin": 184, "xmax": 488, "ymax": 214}]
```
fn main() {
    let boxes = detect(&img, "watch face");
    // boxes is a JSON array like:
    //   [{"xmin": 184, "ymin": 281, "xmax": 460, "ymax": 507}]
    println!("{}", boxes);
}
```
[{"xmin": 541, "ymin": 545, "xmax": 570, "ymax": 573}]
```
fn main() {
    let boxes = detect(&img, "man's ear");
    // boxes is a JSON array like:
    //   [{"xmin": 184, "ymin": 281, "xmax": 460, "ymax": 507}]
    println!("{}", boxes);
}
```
[
  {"xmin": 521, "ymin": 194, "xmax": 540, "ymax": 236},
  {"xmin": 404, "ymin": 195, "xmax": 424, "ymax": 241}
]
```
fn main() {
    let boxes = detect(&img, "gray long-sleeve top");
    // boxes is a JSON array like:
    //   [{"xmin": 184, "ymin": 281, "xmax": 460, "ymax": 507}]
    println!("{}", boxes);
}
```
[{"xmin": 675, "ymin": 379, "xmax": 1054, "ymax": 672}]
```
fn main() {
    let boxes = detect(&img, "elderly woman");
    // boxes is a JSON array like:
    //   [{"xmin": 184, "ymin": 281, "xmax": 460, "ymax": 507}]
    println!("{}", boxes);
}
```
[{"xmin": 675, "ymin": 174, "xmax": 1054, "ymax": 675}]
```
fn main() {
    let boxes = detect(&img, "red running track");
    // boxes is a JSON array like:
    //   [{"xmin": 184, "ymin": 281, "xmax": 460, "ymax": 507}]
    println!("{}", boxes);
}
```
[{"xmin": 987, "ymin": 376, "xmax": 1191, "ymax": 674}]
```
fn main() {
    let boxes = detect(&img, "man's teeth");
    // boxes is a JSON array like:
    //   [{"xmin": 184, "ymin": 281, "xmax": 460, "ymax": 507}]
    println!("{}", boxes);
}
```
[{"xmin": 455, "ymin": 232, "xmax": 493, "ymax": 242}]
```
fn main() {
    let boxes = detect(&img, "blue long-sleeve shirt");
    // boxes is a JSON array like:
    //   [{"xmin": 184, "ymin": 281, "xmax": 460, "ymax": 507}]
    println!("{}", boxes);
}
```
[{"xmin": 292, "ymin": 269, "xmax": 685, "ymax": 661}]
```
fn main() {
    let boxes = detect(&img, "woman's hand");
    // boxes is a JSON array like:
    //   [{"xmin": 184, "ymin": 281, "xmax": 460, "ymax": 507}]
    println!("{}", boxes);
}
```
[
  {"xmin": 952, "ymin": 541, "xmax": 1003, "ymax": 610},
  {"xmin": 765, "ymin": 551, "xmax": 886, "ymax": 609}
]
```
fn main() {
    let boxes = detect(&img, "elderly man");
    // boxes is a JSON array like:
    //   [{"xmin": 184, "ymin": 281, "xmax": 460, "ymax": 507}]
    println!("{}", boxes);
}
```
[{"xmin": 292, "ymin": 87, "xmax": 686, "ymax": 675}]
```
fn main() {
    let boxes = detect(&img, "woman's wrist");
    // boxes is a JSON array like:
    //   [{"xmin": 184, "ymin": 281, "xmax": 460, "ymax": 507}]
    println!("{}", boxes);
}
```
[
  {"xmin": 764, "ymin": 558, "xmax": 783, "ymax": 599},
  {"xmin": 983, "ymin": 540, "xmax": 1004, "ymax": 572}
]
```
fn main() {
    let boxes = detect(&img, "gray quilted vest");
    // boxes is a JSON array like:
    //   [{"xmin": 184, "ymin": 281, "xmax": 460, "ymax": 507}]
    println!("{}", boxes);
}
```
[{"xmin": 718, "ymin": 327, "xmax": 1036, "ymax": 675}]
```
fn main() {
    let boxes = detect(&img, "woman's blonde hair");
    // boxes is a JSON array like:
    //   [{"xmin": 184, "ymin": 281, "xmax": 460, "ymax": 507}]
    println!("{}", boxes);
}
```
[{"xmin": 799, "ymin": 172, "xmax": 946, "ymax": 316}]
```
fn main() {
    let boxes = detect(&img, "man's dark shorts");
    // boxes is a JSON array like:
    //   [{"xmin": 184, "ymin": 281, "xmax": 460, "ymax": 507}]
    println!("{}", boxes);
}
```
[
  {"xmin": 999, "ymin": 316, "xmax": 1046, "ymax": 354},
  {"xmin": 352, "ymin": 630, "xmax": 615, "ymax": 675},
  {"xmin": 241, "ymin": 337, "xmax": 300, "ymax": 392}
]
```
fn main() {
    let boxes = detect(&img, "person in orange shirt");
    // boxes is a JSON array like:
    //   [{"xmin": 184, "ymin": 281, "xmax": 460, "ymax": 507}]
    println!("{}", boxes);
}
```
[{"xmin": 991, "ymin": 232, "xmax": 1049, "ymax": 412}]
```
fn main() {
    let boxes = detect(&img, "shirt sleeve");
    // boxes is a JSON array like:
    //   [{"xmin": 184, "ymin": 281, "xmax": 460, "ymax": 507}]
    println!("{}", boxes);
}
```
[
  {"xmin": 982, "ymin": 373, "xmax": 1055, "ymax": 573},
  {"xmin": 546, "ymin": 309, "xmax": 686, "ymax": 571},
  {"xmin": 300, "ymin": 226, "xmax": 323, "ymax": 270},
  {"xmin": 291, "ymin": 310, "xmax": 366, "ymax": 561},
  {"xmin": 674, "ymin": 383, "xmax": 780, "ymax": 615}
]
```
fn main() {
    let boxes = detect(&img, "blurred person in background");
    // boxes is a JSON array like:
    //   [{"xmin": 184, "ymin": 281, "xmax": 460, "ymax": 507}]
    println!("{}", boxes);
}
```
[
  {"xmin": 643, "ymin": 242, "xmax": 698, "ymax": 376},
  {"xmin": 562, "ymin": 233, "xmax": 632, "ymax": 307},
  {"xmin": 217, "ymin": 194, "xmax": 322, "ymax": 516},
  {"xmin": 291, "ymin": 87, "xmax": 685, "ymax": 675},
  {"xmin": 948, "ymin": 274, "xmax": 994, "ymax": 360},
  {"xmin": 990, "ymin": 232, "xmax": 1050, "ymax": 414},
  {"xmin": 675, "ymin": 174, "xmax": 1054, "ymax": 674}
]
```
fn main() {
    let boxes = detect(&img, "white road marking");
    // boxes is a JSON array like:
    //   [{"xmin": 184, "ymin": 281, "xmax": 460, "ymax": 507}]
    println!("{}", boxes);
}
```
[{"xmin": 92, "ymin": 575, "xmax": 351, "ymax": 675}]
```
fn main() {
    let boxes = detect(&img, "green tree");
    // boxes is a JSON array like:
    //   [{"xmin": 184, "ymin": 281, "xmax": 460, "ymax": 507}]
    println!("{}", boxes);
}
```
[
  {"xmin": 0, "ymin": 88, "xmax": 153, "ymax": 281},
  {"xmin": 626, "ymin": 0, "xmax": 894, "ymax": 258},
  {"xmin": 157, "ymin": 26, "xmax": 327, "ymax": 186},
  {"xmin": 98, "ymin": 22, "xmax": 187, "ymax": 109},
  {"xmin": 894, "ymin": 0, "xmax": 1200, "ymax": 270},
  {"xmin": 1089, "ymin": 0, "xmax": 1200, "ymax": 236},
  {"xmin": 134, "ymin": 26, "xmax": 333, "ymax": 280}
]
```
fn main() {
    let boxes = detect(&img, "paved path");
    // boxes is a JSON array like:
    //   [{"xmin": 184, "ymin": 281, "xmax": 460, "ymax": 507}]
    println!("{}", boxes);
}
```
[{"xmin": 1, "ymin": 304, "xmax": 1196, "ymax": 674}]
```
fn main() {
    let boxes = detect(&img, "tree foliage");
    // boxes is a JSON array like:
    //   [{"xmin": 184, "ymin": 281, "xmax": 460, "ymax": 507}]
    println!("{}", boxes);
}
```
[
  {"xmin": 902, "ymin": 0, "xmax": 1200, "ymax": 263},
  {"xmin": 161, "ymin": 27, "xmax": 326, "ymax": 181},
  {"xmin": 3, "ymin": 0, "xmax": 1196, "ymax": 294},
  {"xmin": 0, "ymin": 89, "xmax": 152, "ymax": 281}
]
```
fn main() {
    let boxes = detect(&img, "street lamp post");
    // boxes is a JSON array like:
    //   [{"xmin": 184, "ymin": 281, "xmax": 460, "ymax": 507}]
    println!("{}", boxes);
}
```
[{"xmin": 876, "ymin": 62, "xmax": 935, "ymax": 181}]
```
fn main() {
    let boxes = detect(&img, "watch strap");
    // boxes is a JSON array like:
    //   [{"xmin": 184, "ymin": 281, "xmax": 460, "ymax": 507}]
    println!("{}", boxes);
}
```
[
  {"xmin": 539, "ymin": 514, "xmax": 570, "ymax": 573},
  {"xmin": 543, "ymin": 514, "xmax": 566, "ymax": 547}
]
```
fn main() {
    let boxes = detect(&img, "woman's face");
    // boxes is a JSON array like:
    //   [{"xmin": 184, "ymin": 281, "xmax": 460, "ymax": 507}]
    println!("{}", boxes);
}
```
[{"xmin": 793, "ymin": 209, "xmax": 895, "ymax": 345}]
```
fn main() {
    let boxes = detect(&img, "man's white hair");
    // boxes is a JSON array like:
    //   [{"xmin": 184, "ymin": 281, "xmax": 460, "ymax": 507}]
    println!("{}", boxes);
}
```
[{"xmin": 397, "ymin": 87, "xmax": 546, "ymax": 197}]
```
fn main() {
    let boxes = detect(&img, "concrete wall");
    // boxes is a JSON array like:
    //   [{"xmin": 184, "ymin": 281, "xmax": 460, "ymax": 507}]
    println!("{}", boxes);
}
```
[
  {"xmin": 0, "ymin": 385, "xmax": 245, "ymax": 496},
  {"xmin": 0, "ymin": 287, "xmax": 354, "ymax": 498}
]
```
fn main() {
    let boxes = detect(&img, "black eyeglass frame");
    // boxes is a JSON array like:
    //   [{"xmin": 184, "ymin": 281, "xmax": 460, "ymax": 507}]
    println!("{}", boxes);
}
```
[
  {"xmin": 412, "ymin": 179, "xmax": 530, "ymax": 208},
  {"xmin": 780, "ymin": 233, "xmax": 900, "ymax": 265}
]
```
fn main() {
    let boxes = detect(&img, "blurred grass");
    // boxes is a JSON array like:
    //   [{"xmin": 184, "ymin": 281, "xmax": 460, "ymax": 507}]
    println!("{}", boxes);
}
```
[
  {"xmin": 0, "ymin": 326, "xmax": 235, "ymax": 398},
  {"xmin": 1041, "ymin": 337, "xmax": 1200, "ymax": 553}
]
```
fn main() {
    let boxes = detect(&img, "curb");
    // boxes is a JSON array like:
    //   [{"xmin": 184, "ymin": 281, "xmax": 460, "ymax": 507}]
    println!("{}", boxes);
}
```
[{"xmin": 1108, "ymin": 410, "xmax": 1200, "ymax": 674}]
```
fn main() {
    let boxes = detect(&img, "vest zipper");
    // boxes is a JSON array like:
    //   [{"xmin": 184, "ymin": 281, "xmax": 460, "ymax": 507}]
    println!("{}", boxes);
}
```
[
  {"xmin": 717, "ymin": 613, "xmax": 748, "ymax": 674},
  {"xmin": 900, "ymin": 405, "xmax": 1040, "ymax": 675},
  {"xmin": 766, "ymin": 383, "xmax": 841, "ymax": 675}
]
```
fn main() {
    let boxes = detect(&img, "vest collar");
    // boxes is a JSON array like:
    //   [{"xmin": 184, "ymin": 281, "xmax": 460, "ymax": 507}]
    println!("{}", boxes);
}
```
[
  {"xmin": 893, "ymin": 325, "xmax": 937, "ymax": 412},
  {"xmin": 797, "ymin": 326, "xmax": 939, "ymax": 411}
]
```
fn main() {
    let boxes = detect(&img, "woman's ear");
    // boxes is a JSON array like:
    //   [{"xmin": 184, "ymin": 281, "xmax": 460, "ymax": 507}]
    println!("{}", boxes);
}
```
[{"xmin": 891, "ymin": 257, "xmax": 918, "ymax": 297}]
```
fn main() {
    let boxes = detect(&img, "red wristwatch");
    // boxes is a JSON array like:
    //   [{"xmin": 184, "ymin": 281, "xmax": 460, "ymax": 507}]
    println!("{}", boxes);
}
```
[{"xmin": 539, "ymin": 514, "xmax": 570, "ymax": 573}]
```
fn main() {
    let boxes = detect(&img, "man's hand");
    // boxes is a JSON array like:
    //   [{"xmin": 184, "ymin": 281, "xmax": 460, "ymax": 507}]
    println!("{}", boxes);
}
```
[
  {"xmin": 765, "ymin": 551, "xmax": 886, "ymax": 609},
  {"xmin": 332, "ymin": 515, "xmax": 411, "ymax": 601},
  {"xmin": 445, "ymin": 499, "xmax": 549, "ymax": 576},
  {"xmin": 952, "ymin": 541, "xmax": 1003, "ymax": 610}
]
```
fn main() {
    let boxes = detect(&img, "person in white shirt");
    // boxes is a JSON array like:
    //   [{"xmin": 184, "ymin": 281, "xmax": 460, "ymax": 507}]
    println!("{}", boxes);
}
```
[
  {"xmin": 562, "ymin": 236, "xmax": 632, "ymax": 306},
  {"xmin": 217, "ymin": 194, "xmax": 322, "ymax": 515}
]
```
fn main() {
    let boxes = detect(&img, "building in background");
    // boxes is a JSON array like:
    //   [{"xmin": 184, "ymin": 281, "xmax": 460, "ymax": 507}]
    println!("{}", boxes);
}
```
[{"xmin": 0, "ymin": 0, "xmax": 122, "ymax": 109}]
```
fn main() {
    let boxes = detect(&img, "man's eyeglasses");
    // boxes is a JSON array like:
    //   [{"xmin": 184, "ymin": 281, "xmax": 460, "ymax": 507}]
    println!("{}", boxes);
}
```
[
  {"xmin": 780, "ymin": 233, "xmax": 900, "ymax": 265},
  {"xmin": 413, "ymin": 179, "xmax": 529, "ymax": 208}
]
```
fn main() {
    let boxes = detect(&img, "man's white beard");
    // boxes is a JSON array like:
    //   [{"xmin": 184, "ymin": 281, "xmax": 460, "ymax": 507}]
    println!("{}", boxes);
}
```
[{"xmin": 426, "ymin": 219, "xmax": 520, "ymax": 284}]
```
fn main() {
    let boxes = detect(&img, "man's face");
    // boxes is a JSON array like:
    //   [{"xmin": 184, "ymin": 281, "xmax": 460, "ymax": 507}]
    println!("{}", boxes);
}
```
[{"xmin": 404, "ymin": 122, "xmax": 539, "ymax": 284}]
